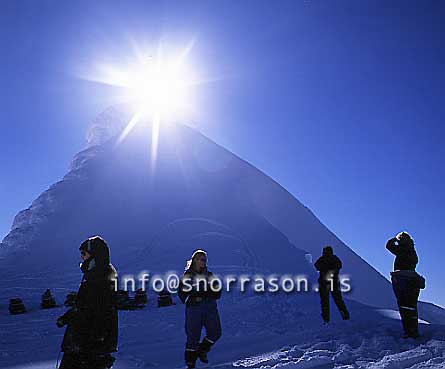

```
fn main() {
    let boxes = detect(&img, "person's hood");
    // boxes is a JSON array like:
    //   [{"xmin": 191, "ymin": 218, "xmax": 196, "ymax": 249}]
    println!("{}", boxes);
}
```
[
  {"xmin": 79, "ymin": 236, "xmax": 111, "ymax": 273},
  {"xmin": 322, "ymin": 246, "xmax": 334, "ymax": 256}
]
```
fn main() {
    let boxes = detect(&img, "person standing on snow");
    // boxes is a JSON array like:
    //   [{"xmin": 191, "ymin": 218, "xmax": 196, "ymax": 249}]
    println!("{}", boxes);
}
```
[
  {"xmin": 57, "ymin": 236, "xmax": 118, "ymax": 369},
  {"xmin": 314, "ymin": 246, "xmax": 350, "ymax": 323},
  {"xmin": 386, "ymin": 231, "xmax": 425, "ymax": 338},
  {"xmin": 178, "ymin": 250, "xmax": 222, "ymax": 369}
]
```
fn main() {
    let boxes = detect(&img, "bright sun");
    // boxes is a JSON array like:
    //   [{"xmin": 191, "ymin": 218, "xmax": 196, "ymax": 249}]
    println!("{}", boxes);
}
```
[
  {"xmin": 125, "ymin": 57, "xmax": 189, "ymax": 115},
  {"xmin": 83, "ymin": 40, "xmax": 197, "ymax": 127},
  {"xmin": 80, "ymin": 40, "xmax": 202, "ymax": 172}
]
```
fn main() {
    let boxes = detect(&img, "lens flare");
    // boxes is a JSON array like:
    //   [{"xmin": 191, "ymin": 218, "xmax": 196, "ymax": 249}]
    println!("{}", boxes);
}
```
[{"xmin": 81, "ymin": 40, "xmax": 200, "ymax": 173}]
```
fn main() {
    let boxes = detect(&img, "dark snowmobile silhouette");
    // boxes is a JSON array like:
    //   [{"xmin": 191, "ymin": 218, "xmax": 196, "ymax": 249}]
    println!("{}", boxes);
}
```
[
  {"xmin": 41, "ymin": 289, "xmax": 57, "ymax": 309},
  {"xmin": 9, "ymin": 298, "xmax": 26, "ymax": 315},
  {"xmin": 64, "ymin": 291, "xmax": 77, "ymax": 307},
  {"xmin": 56, "ymin": 236, "xmax": 118, "ymax": 369},
  {"xmin": 115, "ymin": 288, "xmax": 146, "ymax": 310},
  {"xmin": 178, "ymin": 250, "xmax": 222, "ymax": 369},
  {"xmin": 134, "ymin": 288, "xmax": 148, "ymax": 307},
  {"xmin": 158, "ymin": 288, "xmax": 175, "ymax": 307},
  {"xmin": 314, "ymin": 246, "xmax": 350, "ymax": 323},
  {"xmin": 387, "ymin": 232, "xmax": 425, "ymax": 338}
]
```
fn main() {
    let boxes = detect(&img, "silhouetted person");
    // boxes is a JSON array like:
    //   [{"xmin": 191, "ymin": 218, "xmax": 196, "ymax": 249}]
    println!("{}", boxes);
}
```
[
  {"xmin": 57, "ymin": 236, "xmax": 118, "ymax": 369},
  {"xmin": 387, "ymin": 232, "xmax": 424, "ymax": 338},
  {"xmin": 314, "ymin": 246, "xmax": 350, "ymax": 323},
  {"xmin": 178, "ymin": 250, "xmax": 222, "ymax": 369}
]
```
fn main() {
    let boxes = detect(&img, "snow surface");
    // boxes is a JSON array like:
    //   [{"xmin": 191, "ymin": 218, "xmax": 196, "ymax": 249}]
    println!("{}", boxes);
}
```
[
  {"xmin": 0, "ymin": 283, "xmax": 444, "ymax": 369},
  {"xmin": 1, "ymin": 108, "xmax": 444, "ymax": 368}
]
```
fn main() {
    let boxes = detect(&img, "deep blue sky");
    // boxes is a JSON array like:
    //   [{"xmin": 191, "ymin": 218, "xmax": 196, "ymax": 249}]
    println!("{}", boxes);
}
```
[{"xmin": 0, "ymin": 1, "xmax": 443, "ymax": 307}]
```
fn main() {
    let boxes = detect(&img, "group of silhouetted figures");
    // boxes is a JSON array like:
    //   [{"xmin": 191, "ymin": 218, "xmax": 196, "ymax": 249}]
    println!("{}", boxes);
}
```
[
  {"xmin": 54, "ymin": 231, "xmax": 424, "ymax": 369},
  {"xmin": 313, "ymin": 231, "xmax": 425, "ymax": 340}
]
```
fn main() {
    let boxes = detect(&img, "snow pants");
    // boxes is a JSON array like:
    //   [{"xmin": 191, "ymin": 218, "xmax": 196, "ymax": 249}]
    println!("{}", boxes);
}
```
[
  {"xmin": 391, "ymin": 272, "xmax": 420, "ymax": 337},
  {"xmin": 319, "ymin": 278, "xmax": 349, "ymax": 322},
  {"xmin": 185, "ymin": 298, "xmax": 221, "ymax": 362}
]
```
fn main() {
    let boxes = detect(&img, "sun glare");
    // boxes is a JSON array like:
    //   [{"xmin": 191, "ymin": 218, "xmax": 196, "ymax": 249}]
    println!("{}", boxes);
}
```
[
  {"xmin": 125, "ymin": 57, "xmax": 189, "ymax": 115},
  {"xmin": 84, "ymin": 40, "xmax": 197, "ymax": 128},
  {"xmin": 81, "ymin": 40, "xmax": 201, "ymax": 173}
]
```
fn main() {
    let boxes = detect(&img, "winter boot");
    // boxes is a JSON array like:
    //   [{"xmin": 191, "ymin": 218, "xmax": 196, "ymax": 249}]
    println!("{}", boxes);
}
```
[
  {"xmin": 321, "ymin": 305, "xmax": 330, "ymax": 323},
  {"xmin": 321, "ymin": 312, "xmax": 330, "ymax": 325},
  {"xmin": 197, "ymin": 337, "xmax": 214, "ymax": 363},
  {"xmin": 340, "ymin": 309, "xmax": 350, "ymax": 320},
  {"xmin": 407, "ymin": 321, "xmax": 420, "ymax": 338},
  {"xmin": 185, "ymin": 349, "xmax": 198, "ymax": 369}
]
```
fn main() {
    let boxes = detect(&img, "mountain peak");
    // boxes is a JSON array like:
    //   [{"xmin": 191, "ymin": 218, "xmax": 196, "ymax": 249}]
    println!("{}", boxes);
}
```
[{"xmin": 0, "ymin": 108, "xmax": 413, "ymax": 313}]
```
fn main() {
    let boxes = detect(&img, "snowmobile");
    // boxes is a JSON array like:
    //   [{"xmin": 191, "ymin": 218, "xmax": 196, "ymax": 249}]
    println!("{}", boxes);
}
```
[
  {"xmin": 41, "ymin": 289, "xmax": 57, "ymax": 309},
  {"xmin": 9, "ymin": 297, "xmax": 27, "ymax": 314}
]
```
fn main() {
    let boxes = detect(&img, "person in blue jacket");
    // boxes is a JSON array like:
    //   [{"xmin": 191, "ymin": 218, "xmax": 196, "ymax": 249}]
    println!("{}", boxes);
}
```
[
  {"xmin": 386, "ymin": 231, "xmax": 424, "ymax": 338},
  {"xmin": 178, "ymin": 250, "xmax": 222, "ymax": 368}
]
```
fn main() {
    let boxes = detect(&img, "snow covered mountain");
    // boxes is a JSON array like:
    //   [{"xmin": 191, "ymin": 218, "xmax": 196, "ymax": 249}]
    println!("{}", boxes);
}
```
[
  {"xmin": 0, "ymin": 107, "xmax": 439, "ymax": 311},
  {"xmin": 1, "ymin": 107, "xmax": 444, "ymax": 369}
]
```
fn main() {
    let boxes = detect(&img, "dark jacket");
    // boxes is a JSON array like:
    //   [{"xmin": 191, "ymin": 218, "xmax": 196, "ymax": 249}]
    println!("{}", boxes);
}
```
[
  {"xmin": 178, "ymin": 268, "xmax": 222, "ymax": 304},
  {"xmin": 314, "ymin": 247, "xmax": 342, "ymax": 281},
  {"xmin": 59, "ymin": 237, "xmax": 118, "ymax": 354},
  {"xmin": 386, "ymin": 237, "xmax": 418, "ymax": 271}
]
